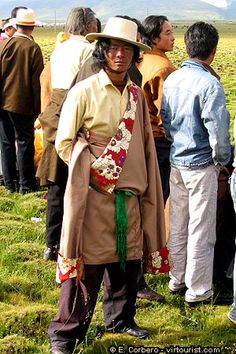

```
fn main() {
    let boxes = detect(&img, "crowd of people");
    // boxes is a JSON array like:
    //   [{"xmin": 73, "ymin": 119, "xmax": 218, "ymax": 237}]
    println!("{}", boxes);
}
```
[{"xmin": 0, "ymin": 5, "xmax": 235, "ymax": 354}]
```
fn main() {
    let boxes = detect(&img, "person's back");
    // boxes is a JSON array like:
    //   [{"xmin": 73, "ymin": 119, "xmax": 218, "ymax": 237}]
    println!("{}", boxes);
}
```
[
  {"xmin": 0, "ymin": 34, "xmax": 43, "ymax": 116},
  {"xmin": 163, "ymin": 59, "xmax": 230, "ymax": 168},
  {"xmin": 0, "ymin": 8, "xmax": 43, "ymax": 194},
  {"xmin": 50, "ymin": 35, "xmax": 94, "ymax": 90},
  {"xmin": 161, "ymin": 21, "xmax": 231, "ymax": 307}
]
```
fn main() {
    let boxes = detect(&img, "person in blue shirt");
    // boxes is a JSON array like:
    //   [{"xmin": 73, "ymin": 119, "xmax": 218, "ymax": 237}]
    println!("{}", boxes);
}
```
[{"xmin": 161, "ymin": 21, "xmax": 231, "ymax": 306}]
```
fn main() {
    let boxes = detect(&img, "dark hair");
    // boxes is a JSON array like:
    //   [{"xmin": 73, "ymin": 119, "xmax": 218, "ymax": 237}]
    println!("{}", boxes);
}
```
[
  {"xmin": 92, "ymin": 37, "xmax": 141, "ymax": 71},
  {"xmin": 96, "ymin": 17, "xmax": 102, "ymax": 32},
  {"xmin": 184, "ymin": 22, "xmax": 219, "ymax": 60},
  {"xmin": 11, "ymin": 6, "xmax": 27, "ymax": 18},
  {"xmin": 115, "ymin": 15, "xmax": 146, "ymax": 38},
  {"xmin": 142, "ymin": 15, "xmax": 168, "ymax": 47}
]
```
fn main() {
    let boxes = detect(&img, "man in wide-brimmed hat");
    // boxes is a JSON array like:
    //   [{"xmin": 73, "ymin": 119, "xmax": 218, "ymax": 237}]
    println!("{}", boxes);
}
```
[
  {"xmin": 0, "ymin": 18, "xmax": 17, "ymax": 42},
  {"xmin": 0, "ymin": 8, "xmax": 43, "ymax": 194},
  {"xmin": 48, "ymin": 16, "xmax": 169, "ymax": 354}
]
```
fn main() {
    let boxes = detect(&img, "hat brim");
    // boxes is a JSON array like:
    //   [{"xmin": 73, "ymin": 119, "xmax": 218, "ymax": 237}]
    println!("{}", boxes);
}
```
[
  {"xmin": 16, "ymin": 21, "xmax": 36, "ymax": 26},
  {"xmin": 86, "ymin": 33, "xmax": 150, "ymax": 52}
]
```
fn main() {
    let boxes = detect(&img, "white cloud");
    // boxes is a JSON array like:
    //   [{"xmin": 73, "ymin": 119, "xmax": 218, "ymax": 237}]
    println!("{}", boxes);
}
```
[{"xmin": 200, "ymin": 0, "xmax": 232, "ymax": 8}]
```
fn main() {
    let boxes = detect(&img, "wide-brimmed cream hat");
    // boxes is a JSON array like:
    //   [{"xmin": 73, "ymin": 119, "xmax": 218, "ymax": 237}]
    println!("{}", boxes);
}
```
[
  {"xmin": 3, "ymin": 18, "xmax": 17, "ymax": 30},
  {"xmin": 15, "ymin": 8, "xmax": 36, "ymax": 26},
  {"xmin": 86, "ymin": 17, "xmax": 150, "ymax": 52}
]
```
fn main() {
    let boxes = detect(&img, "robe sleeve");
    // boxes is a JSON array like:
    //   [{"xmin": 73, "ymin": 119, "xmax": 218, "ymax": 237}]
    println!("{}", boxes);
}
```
[{"xmin": 140, "ymin": 94, "xmax": 170, "ymax": 273}]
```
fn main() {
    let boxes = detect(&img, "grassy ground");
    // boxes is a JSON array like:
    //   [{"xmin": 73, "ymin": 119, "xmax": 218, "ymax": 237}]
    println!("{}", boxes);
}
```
[
  {"xmin": 0, "ymin": 21, "xmax": 236, "ymax": 354},
  {"xmin": 0, "ymin": 187, "xmax": 235, "ymax": 353}
]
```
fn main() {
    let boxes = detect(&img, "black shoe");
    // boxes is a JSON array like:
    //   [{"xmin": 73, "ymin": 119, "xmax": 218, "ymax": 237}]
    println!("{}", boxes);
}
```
[
  {"xmin": 213, "ymin": 291, "xmax": 233, "ymax": 305},
  {"xmin": 7, "ymin": 188, "xmax": 15, "ymax": 194},
  {"xmin": 0, "ymin": 175, "xmax": 4, "ymax": 186},
  {"xmin": 50, "ymin": 347, "xmax": 71, "ymax": 354},
  {"xmin": 169, "ymin": 286, "xmax": 187, "ymax": 296},
  {"xmin": 120, "ymin": 325, "xmax": 149, "ymax": 339},
  {"xmin": 50, "ymin": 344, "xmax": 73, "ymax": 354},
  {"xmin": 43, "ymin": 244, "xmax": 59, "ymax": 261},
  {"xmin": 19, "ymin": 187, "xmax": 37, "ymax": 195},
  {"xmin": 213, "ymin": 277, "xmax": 233, "ymax": 305},
  {"xmin": 49, "ymin": 337, "xmax": 75, "ymax": 354},
  {"xmin": 106, "ymin": 322, "xmax": 149, "ymax": 339},
  {"xmin": 185, "ymin": 297, "xmax": 212, "ymax": 308},
  {"xmin": 137, "ymin": 287, "xmax": 165, "ymax": 302}
]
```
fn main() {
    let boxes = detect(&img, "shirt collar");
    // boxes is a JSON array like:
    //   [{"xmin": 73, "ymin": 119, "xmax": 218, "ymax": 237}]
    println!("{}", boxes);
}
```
[
  {"xmin": 13, "ymin": 31, "xmax": 33, "ymax": 40},
  {"xmin": 183, "ymin": 59, "xmax": 220, "ymax": 81},
  {"xmin": 144, "ymin": 48, "xmax": 169, "ymax": 59},
  {"xmin": 98, "ymin": 69, "xmax": 132, "ymax": 89},
  {"xmin": 70, "ymin": 34, "xmax": 91, "ymax": 43}
]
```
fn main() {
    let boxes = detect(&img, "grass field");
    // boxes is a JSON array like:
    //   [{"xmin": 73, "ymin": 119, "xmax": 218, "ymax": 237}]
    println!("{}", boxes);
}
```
[{"xmin": 0, "ymin": 21, "xmax": 236, "ymax": 354}]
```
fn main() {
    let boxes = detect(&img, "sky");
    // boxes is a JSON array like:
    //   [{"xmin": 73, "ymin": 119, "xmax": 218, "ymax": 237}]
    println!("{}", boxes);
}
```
[
  {"xmin": 1, "ymin": 0, "xmax": 236, "ymax": 21},
  {"xmin": 201, "ymin": 0, "xmax": 232, "ymax": 7}
]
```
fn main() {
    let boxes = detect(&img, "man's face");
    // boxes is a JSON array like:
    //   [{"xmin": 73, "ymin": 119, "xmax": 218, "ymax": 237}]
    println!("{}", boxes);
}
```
[
  {"xmin": 105, "ymin": 39, "xmax": 134, "ymax": 73},
  {"xmin": 154, "ymin": 20, "xmax": 175, "ymax": 52},
  {"xmin": 5, "ymin": 26, "xmax": 16, "ymax": 38}
]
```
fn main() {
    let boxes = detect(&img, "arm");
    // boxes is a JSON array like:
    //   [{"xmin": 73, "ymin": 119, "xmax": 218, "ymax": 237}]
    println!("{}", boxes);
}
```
[
  {"xmin": 31, "ymin": 46, "xmax": 44, "ymax": 118},
  {"xmin": 160, "ymin": 91, "xmax": 172, "ymax": 142},
  {"xmin": 143, "ymin": 67, "xmax": 175, "ymax": 120},
  {"xmin": 55, "ymin": 84, "xmax": 86, "ymax": 164},
  {"xmin": 40, "ymin": 61, "xmax": 52, "ymax": 112},
  {"xmin": 202, "ymin": 84, "xmax": 231, "ymax": 166},
  {"xmin": 139, "ymin": 94, "xmax": 167, "ymax": 244}
]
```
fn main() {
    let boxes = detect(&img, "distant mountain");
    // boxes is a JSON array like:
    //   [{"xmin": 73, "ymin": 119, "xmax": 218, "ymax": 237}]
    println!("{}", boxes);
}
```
[{"xmin": 1, "ymin": 0, "xmax": 236, "ymax": 22}]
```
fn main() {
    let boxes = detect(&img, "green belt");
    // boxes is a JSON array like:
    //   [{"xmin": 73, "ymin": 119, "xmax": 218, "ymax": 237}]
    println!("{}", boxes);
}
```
[{"xmin": 114, "ymin": 190, "xmax": 133, "ymax": 271}]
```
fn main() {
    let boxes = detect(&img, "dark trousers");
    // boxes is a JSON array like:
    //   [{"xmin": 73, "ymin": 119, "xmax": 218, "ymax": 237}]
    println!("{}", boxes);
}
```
[
  {"xmin": 46, "ymin": 182, "xmax": 67, "ymax": 247},
  {"xmin": 214, "ymin": 171, "xmax": 236, "ymax": 286},
  {"xmin": 0, "ymin": 109, "xmax": 36, "ymax": 192},
  {"xmin": 154, "ymin": 137, "xmax": 171, "ymax": 205},
  {"xmin": 48, "ymin": 260, "xmax": 141, "ymax": 351}
]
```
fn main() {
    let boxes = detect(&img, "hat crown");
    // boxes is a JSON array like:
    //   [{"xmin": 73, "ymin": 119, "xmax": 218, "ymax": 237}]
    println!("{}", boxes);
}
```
[
  {"xmin": 3, "ymin": 18, "xmax": 17, "ymax": 30},
  {"xmin": 103, "ymin": 17, "xmax": 138, "ymax": 43},
  {"xmin": 85, "ymin": 16, "xmax": 150, "ymax": 52},
  {"xmin": 16, "ymin": 8, "xmax": 35, "ymax": 26}
]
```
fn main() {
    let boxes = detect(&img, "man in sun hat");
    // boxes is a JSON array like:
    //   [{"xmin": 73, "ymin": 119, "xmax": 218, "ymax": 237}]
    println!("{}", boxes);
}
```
[
  {"xmin": 0, "ymin": 18, "xmax": 17, "ymax": 42},
  {"xmin": 0, "ymin": 8, "xmax": 43, "ymax": 194},
  {"xmin": 48, "ymin": 16, "xmax": 169, "ymax": 353}
]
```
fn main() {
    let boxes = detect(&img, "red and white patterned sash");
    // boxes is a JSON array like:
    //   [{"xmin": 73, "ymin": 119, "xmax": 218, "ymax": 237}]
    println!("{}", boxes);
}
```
[{"xmin": 90, "ymin": 83, "xmax": 138, "ymax": 194}]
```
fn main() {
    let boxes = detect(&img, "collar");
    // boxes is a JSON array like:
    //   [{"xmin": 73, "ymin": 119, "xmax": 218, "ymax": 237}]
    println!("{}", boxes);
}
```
[
  {"xmin": 144, "ymin": 48, "xmax": 169, "ymax": 59},
  {"xmin": 70, "ymin": 34, "xmax": 91, "ymax": 43},
  {"xmin": 183, "ymin": 59, "xmax": 220, "ymax": 81},
  {"xmin": 98, "ymin": 69, "xmax": 132, "ymax": 89},
  {"xmin": 13, "ymin": 32, "xmax": 33, "ymax": 40}
]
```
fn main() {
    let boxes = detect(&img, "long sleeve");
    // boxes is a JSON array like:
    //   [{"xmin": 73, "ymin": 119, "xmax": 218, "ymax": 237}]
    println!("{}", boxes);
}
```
[
  {"xmin": 140, "ymin": 94, "xmax": 166, "ymax": 251},
  {"xmin": 31, "ymin": 45, "xmax": 44, "ymax": 117},
  {"xmin": 55, "ymin": 84, "xmax": 86, "ymax": 164},
  {"xmin": 202, "ymin": 84, "xmax": 231, "ymax": 166}
]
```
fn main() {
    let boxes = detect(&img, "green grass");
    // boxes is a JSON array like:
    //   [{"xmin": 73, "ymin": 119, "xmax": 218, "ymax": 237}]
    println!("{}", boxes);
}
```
[
  {"xmin": 0, "ymin": 187, "xmax": 235, "ymax": 353},
  {"xmin": 0, "ymin": 21, "xmax": 236, "ymax": 354}
]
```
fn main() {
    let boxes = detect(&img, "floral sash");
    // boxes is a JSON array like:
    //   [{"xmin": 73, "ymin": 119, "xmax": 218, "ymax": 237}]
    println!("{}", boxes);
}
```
[{"xmin": 90, "ymin": 83, "xmax": 138, "ymax": 194}]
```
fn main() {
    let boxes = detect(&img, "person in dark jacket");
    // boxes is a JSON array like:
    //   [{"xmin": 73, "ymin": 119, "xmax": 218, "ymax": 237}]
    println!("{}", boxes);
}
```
[{"xmin": 0, "ymin": 8, "xmax": 43, "ymax": 194}]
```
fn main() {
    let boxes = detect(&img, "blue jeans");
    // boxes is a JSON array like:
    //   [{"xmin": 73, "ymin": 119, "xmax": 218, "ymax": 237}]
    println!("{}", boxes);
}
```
[
  {"xmin": 0, "ymin": 110, "xmax": 36, "ymax": 192},
  {"xmin": 228, "ymin": 172, "xmax": 236, "ymax": 321}
]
